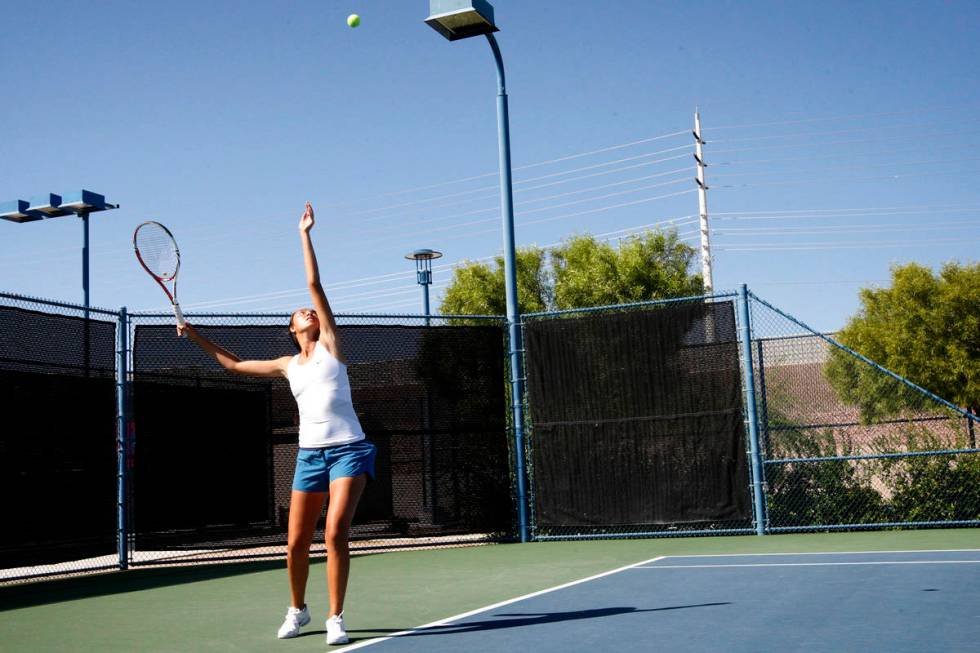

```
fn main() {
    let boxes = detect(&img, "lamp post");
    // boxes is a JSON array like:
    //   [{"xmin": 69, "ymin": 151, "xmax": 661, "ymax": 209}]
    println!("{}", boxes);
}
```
[
  {"xmin": 405, "ymin": 248, "xmax": 443, "ymax": 326},
  {"xmin": 405, "ymin": 248, "xmax": 443, "ymax": 524},
  {"xmin": 1, "ymin": 189, "xmax": 119, "ymax": 317},
  {"xmin": 425, "ymin": 0, "xmax": 530, "ymax": 542}
]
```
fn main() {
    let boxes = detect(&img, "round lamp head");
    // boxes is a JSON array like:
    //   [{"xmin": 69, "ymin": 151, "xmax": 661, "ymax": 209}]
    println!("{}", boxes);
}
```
[{"xmin": 405, "ymin": 248, "xmax": 444, "ymax": 261}]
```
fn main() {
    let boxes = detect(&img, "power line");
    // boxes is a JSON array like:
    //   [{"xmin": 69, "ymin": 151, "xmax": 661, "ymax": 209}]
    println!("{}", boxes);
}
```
[
  {"xmin": 710, "ymin": 156, "xmax": 980, "ymax": 180},
  {"xmin": 343, "ymin": 146, "xmax": 693, "ymax": 226},
  {"xmin": 512, "ymin": 153, "xmax": 691, "ymax": 194},
  {"xmin": 713, "ymin": 169, "xmax": 950, "ymax": 191},
  {"xmin": 515, "ymin": 168, "xmax": 692, "ymax": 207},
  {"xmin": 331, "ymin": 282, "xmax": 451, "ymax": 305},
  {"xmin": 510, "ymin": 129, "xmax": 689, "ymax": 170},
  {"xmin": 363, "ymin": 188, "xmax": 698, "ymax": 249},
  {"xmin": 716, "ymin": 238, "xmax": 976, "ymax": 251},
  {"xmin": 703, "ymin": 103, "xmax": 980, "ymax": 131},
  {"xmin": 715, "ymin": 209, "xmax": 980, "ymax": 223},
  {"xmin": 7, "ymin": 136, "xmax": 697, "ymax": 280},
  {"xmin": 709, "ymin": 128, "xmax": 980, "ymax": 156},
  {"xmin": 167, "ymin": 151, "xmax": 698, "ymax": 262},
  {"xmin": 584, "ymin": 217, "xmax": 699, "ymax": 242},
  {"xmin": 709, "ymin": 143, "xmax": 946, "ymax": 168},
  {"xmin": 322, "ymin": 135, "xmax": 691, "ymax": 218},
  {"xmin": 359, "ymin": 168, "xmax": 692, "ymax": 237},
  {"xmin": 706, "ymin": 118, "xmax": 980, "ymax": 144},
  {"xmin": 520, "ymin": 189, "xmax": 697, "ymax": 229},
  {"xmin": 511, "ymin": 146, "xmax": 691, "ymax": 186},
  {"xmin": 713, "ymin": 221, "xmax": 980, "ymax": 236},
  {"xmin": 713, "ymin": 203, "xmax": 980, "ymax": 217},
  {"xmin": 518, "ymin": 178, "xmax": 692, "ymax": 218},
  {"xmin": 38, "ymin": 157, "xmax": 686, "ymax": 286}
]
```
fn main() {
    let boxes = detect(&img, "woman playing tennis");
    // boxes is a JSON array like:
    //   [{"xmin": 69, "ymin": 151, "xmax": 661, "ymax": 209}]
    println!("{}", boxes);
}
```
[{"xmin": 178, "ymin": 202, "xmax": 374, "ymax": 646}]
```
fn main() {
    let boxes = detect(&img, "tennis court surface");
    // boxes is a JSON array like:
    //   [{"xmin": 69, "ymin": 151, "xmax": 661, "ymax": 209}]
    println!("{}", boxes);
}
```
[
  {"xmin": 353, "ymin": 549, "xmax": 980, "ymax": 652},
  {"xmin": 2, "ymin": 530, "xmax": 978, "ymax": 652}
]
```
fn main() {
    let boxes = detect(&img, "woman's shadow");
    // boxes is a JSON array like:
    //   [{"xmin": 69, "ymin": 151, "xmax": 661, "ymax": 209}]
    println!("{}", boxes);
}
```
[{"xmin": 335, "ymin": 603, "xmax": 731, "ymax": 641}]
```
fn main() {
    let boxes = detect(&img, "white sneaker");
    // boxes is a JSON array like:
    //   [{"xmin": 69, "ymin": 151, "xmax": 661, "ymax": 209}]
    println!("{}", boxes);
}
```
[
  {"xmin": 326, "ymin": 612, "xmax": 349, "ymax": 645},
  {"xmin": 277, "ymin": 605, "xmax": 311, "ymax": 639}
]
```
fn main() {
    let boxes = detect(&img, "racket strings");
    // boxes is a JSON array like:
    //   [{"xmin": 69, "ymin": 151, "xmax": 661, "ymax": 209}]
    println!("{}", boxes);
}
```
[{"xmin": 135, "ymin": 224, "xmax": 179, "ymax": 280}]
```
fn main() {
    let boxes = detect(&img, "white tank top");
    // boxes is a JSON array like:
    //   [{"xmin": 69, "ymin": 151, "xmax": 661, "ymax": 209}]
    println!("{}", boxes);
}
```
[{"xmin": 286, "ymin": 341, "xmax": 365, "ymax": 448}]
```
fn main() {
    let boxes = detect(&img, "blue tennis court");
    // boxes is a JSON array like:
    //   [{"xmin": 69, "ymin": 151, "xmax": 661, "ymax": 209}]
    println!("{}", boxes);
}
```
[{"xmin": 347, "ymin": 549, "xmax": 980, "ymax": 652}]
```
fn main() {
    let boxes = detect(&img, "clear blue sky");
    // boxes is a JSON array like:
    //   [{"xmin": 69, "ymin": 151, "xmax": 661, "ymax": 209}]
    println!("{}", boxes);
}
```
[{"xmin": 2, "ymin": 0, "xmax": 978, "ymax": 331}]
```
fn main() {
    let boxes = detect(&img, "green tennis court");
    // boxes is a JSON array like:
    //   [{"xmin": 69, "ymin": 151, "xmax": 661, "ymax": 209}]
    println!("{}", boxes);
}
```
[{"xmin": 3, "ymin": 529, "xmax": 978, "ymax": 652}]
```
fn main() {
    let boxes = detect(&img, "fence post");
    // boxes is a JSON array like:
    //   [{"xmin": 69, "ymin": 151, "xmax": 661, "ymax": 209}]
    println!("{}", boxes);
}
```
[
  {"xmin": 755, "ymin": 339, "xmax": 772, "ymax": 460},
  {"xmin": 738, "ymin": 285, "xmax": 767, "ymax": 535},
  {"xmin": 519, "ymin": 319, "xmax": 535, "ymax": 540},
  {"xmin": 508, "ymin": 317, "xmax": 530, "ymax": 543},
  {"xmin": 968, "ymin": 408, "xmax": 976, "ymax": 449},
  {"xmin": 116, "ymin": 306, "xmax": 129, "ymax": 570}
]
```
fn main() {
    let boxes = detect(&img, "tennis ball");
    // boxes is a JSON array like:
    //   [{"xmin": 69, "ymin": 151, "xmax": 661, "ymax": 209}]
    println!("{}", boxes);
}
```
[{"xmin": 347, "ymin": 14, "xmax": 360, "ymax": 28}]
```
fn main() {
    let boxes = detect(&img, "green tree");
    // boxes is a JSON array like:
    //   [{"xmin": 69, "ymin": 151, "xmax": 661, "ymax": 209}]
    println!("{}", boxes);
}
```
[
  {"xmin": 825, "ymin": 262, "xmax": 980, "ymax": 421},
  {"xmin": 551, "ymin": 230, "xmax": 702, "ymax": 308},
  {"xmin": 440, "ymin": 229, "xmax": 703, "ymax": 315},
  {"xmin": 440, "ymin": 246, "xmax": 550, "ymax": 316}
]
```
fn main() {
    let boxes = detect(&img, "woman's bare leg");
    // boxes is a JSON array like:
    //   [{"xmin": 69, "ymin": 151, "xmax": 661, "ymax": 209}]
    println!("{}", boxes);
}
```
[
  {"xmin": 287, "ymin": 489, "xmax": 327, "ymax": 608},
  {"xmin": 324, "ymin": 474, "xmax": 367, "ymax": 616}
]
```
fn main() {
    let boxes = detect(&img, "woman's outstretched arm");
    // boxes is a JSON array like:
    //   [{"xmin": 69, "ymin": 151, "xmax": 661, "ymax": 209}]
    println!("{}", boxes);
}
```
[
  {"xmin": 298, "ymin": 202, "xmax": 345, "ymax": 363},
  {"xmin": 178, "ymin": 322, "xmax": 290, "ymax": 377}
]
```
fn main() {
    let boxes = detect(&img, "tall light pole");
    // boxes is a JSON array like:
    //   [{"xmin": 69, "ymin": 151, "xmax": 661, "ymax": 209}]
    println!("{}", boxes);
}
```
[
  {"xmin": 405, "ymin": 248, "xmax": 443, "ymax": 326},
  {"xmin": 1, "ymin": 189, "xmax": 119, "ymax": 317},
  {"xmin": 425, "ymin": 0, "xmax": 530, "ymax": 542}
]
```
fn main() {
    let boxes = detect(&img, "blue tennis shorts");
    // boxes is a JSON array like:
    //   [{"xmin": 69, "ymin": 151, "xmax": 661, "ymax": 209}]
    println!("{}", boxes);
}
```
[{"xmin": 292, "ymin": 440, "xmax": 377, "ymax": 493}]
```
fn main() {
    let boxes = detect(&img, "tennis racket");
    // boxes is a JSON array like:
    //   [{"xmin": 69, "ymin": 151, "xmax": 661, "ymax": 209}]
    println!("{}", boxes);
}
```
[{"xmin": 134, "ymin": 221, "xmax": 186, "ymax": 332}]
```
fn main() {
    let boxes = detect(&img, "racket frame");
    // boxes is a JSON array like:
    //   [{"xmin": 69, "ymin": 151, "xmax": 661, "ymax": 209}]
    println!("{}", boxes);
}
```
[{"xmin": 133, "ymin": 220, "xmax": 186, "ymax": 329}]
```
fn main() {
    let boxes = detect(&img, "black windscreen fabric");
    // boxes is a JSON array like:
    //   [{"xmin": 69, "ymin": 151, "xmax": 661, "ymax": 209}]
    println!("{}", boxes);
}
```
[
  {"xmin": 132, "ymin": 323, "xmax": 511, "ymax": 549},
  {"xmin": 0, "ymin": 307, "xmax": 117, "ymax": 567},
  {"xmin": 524, "ymin": 301, "xmax": 750, "ymax": 529},
  {"xmin": 132, "ymin": 379, "xmax": 271, "ymax": 535}
]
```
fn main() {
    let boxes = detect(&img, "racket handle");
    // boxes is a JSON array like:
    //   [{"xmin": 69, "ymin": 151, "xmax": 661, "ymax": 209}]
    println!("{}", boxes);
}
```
[{"xmin": 174, "ymin": 302, "xmax": 187, "ymax": 336}]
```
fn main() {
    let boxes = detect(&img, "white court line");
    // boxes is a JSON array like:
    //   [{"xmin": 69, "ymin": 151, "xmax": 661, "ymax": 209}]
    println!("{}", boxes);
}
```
[
  {"xmin": 339, "ymin": 555, "xmax": 666, "ymax": 651},
  {"xmin": 645, "ymin": 548, "xmax": 980, "ymax": 559},
  {"xmin": 636, "ymin": 560, "xmax": 980, "ymax": 569}
]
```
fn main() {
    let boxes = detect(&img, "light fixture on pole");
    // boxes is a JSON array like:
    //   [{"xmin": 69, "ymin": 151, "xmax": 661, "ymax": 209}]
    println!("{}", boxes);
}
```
[
  {"xmin": 405, "ymin": 248, "xmax": 443, "ymax": 326},
  {"xmin": 424, "ymin": 0, "xmax": 498, "ymax": 40},
  {"xmin": 1, "ymin": 189, "xmax": 119, "ymax": 315},
  {"xmin": 425, "ymin": 0, "xmax": 530, "ymax": 543}
]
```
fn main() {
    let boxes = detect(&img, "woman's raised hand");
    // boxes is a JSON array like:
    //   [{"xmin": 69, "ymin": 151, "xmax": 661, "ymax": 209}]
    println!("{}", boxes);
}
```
[{"xmin": 299, "ymin": 201, "xmax": 315, "ymax": 233}]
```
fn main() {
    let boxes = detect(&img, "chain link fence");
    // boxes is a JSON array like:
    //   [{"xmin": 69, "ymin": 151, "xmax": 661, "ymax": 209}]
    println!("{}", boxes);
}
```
[
  {"xmin": 1, "ymin": 291, "xmax": 513, "ymax": 585},
  {"xmin": 747, "ymin": 291, "xmax": 980, "ymax": 532},
  {"xmin": 0, "ymin": 293, "xmax": 122, "ymax": 583},
  {"xmin": 3, "ymin": 287, "xmax": 977, "ymax": 584},
  {"xmin": 126, "ymin": 311, "xmax": 513, "ymax": 567}
]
